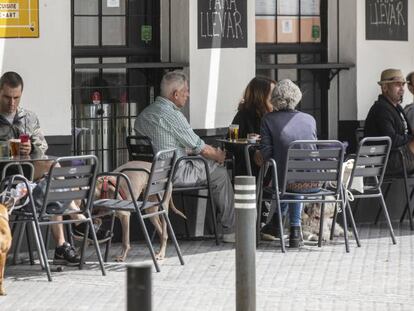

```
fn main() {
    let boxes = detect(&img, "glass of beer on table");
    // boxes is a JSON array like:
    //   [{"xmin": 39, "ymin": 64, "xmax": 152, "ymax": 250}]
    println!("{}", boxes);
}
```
[
  {"xmin": 9, "ymin": 138, "xmax": 21, "ymax": 157},
  {"xmin": 228, "ymin": 124, "xmax": 239, "ymax": 141}
]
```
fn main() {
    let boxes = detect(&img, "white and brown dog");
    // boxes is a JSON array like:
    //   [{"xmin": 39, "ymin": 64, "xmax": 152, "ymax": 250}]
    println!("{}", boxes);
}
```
[
  {"xmin": 0, "ymin": 200, "xmax": 12, "ymax": 295},
  {"xmin": 301, "ymin": 200, "xmax": 347, "ymax": 242},
  {"xmin": 95, "ymin": 161, "xmax": 185, "ymax": 262}
]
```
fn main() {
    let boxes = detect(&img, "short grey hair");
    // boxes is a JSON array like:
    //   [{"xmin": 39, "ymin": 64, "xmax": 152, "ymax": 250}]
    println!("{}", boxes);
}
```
[
  {"xmin": 160, "ymin": 71, "xmax": 188, "ymax": 98},
  {"xmin": 271, "ymin": 79, "xmax": 302, "ymax": 111}
]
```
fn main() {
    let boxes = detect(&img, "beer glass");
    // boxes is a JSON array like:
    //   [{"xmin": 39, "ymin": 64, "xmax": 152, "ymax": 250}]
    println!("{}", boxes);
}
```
[{"xmin": 9, "ymin": 138, "xmax": 21, "ymax": 157}]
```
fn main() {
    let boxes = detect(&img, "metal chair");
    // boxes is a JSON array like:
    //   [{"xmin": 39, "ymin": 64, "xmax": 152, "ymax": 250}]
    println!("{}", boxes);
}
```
[
  {"xmin": 93, "ymin": 149, "xmax": 184, "ymax": 272},
  {"xmin": 2, "ymin": 155, "xmax": 105, "ymax": 281},
  {"xmin": 341, "ymin": 136, "xmax": 396, "ymax": 244},
  {"xmin": 1, "ymin": 174, "xmax": 46, "ymax": 268},
  {"xmin": 127, "ymin": 135, "xmax": 220, "ymax": 245},
  {"xmin": 355, "ymin": 127, "xmax": 414, "ymax": 229},
  {"xmin": 1, "ymin": 162, "xmax": 34, "ymax": 181},
  {"xmin": 372, "ymin": 148, "xmax": 414, "ymax": 229},
  {"xmin": 257, "ymin": 158, "xmax": 286, "ymax": 252},
  {"xmin": 260, "ymin": 140, "xmax": 359, "ymax": 252},
  {"xmin": 1, "ymin": 162, "xmax": 35, "ymax": 264},
  {"xmin": 171, "ymin": 155, "xmax": 219, "ymax": 245},
  {"xmin": 126, "ymin": 135, "xmax": 155, "ymax": 162}
]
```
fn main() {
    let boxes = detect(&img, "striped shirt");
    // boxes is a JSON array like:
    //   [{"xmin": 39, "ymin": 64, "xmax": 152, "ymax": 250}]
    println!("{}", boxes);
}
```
[{"xmin": 134, "ymin": 96, "xmax": 205, "ymax": 158}]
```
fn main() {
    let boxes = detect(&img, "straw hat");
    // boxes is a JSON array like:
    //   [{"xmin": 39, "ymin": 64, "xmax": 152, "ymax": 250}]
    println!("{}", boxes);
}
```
[{"xmin": 377, "ymin": 69, "xmax": 406, "ymax": 85}]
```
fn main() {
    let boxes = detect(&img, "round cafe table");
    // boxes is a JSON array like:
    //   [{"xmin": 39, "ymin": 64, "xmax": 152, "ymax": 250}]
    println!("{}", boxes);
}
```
[{"xmin": 216, "ymin": 138, "xmax": 259, "ymax": 176}]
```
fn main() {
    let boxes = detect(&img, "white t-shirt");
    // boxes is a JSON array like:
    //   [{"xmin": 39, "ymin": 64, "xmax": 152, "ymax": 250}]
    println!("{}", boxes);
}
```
[{"xmin": 0, "ymin": 112, "xmax": 15, "ymax": 124}]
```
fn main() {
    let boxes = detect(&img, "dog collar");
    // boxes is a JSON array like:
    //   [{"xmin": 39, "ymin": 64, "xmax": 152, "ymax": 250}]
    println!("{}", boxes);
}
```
[{"xmin": 100, "ymin": 177, "xmax": 127, "ymax": 200}]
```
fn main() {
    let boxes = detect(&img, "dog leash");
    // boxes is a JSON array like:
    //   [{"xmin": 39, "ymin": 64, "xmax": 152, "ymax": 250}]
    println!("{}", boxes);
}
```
[{"xmin": 100, "ymin": 176, "xmax": 127, "ymax": 200}]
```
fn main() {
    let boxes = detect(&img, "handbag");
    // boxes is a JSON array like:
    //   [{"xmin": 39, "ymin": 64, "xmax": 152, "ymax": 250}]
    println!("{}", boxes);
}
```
[
  {"xmin": 286, "ymin": 181, "xmax": 322, "ymax": 192},
  {"xmin": 342, "ymin": 159, "xmax": 364, "ymax": 193}
]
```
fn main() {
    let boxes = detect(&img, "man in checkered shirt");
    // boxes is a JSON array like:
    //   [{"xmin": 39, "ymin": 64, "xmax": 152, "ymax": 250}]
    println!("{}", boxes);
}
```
[{"xmin": 135, "ymin": 71, "xmax": 235, "ymax": 242}]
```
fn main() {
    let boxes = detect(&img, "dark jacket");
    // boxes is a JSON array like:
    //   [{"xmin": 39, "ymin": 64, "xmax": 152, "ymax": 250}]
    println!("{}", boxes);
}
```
[
  {"xmin": 229, "ymin": 109, "xmax": 261, "ymax": 176},
  {"xmin": 364, "ymin": 95, "xmax": 412, "ymax": 174},
  {"xmin": 364, "ymin": 95, "xmax": 412, "ymax": 148},
  {"xmin": 260, "ymin": 110, "xmax": 317, "ymax": 186}
]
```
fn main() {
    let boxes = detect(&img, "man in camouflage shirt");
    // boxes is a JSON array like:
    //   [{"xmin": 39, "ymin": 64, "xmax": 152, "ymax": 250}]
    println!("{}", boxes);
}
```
[
  {"xmin": 0, "ymin": 71, "xmax": 82, "ymax": 265},
  {"xmin": 0, "ymin": 72, "xmax": 47, "ymax": 155}
]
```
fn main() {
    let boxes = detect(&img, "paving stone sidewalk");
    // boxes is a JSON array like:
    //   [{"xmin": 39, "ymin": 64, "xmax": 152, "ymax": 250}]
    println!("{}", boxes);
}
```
[{"xmin": 1, "ymin": 222, "xmax": 413, "ymax": 311}]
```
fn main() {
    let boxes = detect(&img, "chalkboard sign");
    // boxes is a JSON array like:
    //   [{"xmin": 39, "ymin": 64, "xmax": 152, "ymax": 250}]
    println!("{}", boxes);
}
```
[
  {"xmin": 366, "ymin": 0, "xmax": 407, "ymax": 41},
  {"xmin": 198, "ymin": 0, "xmax": 247, "ymax": 49}
]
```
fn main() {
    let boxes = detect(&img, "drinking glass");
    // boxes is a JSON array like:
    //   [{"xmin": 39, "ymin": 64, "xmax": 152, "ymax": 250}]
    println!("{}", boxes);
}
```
[
  {"xmin": 0, "ymin": 141, "xmax": 9, "ymax": 157},
  {"xmin": 229, "ymin": 124, "xmax": 239, "ymax": 141},
  {"xmin": 9, "ymin": 138, "xmax": 21, "ymax": 157}
]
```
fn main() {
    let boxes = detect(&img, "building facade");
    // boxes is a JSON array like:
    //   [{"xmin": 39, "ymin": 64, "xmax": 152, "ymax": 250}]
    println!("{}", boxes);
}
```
[{"xmin": 0, "ymin": 0, "xmax": 412, "ymax": 170}]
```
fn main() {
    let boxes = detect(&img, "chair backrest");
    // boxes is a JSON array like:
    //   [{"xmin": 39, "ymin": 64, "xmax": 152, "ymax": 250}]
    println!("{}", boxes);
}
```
[
  {"xmin": 40, "ymin": 155, "xmax": 98, "ymax": 217},
  {"xmin": 282, "ymin": 140, "xmax": 345, "ymax": 195},
  {"xmin": 355, "ymin": 127, "xmax": 365, "ymax": 143},
  {"xmin": 140, "ymin": 149, "xmax": 177, "ymax": 209},
  {"xmin": 1, "ymin": 162, "xmax": 34, "ymax": 181},
  {"xmin": 349, "ymin": 136, "xmax": 391, "ymax": 191},
  {"xmin": 126, "ymin": 135, "xmax": 155, "ymax": 162}
]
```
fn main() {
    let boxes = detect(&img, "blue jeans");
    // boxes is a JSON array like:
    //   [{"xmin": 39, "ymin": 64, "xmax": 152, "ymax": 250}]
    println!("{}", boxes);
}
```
[
  {"xmin": 271, "ymin": 188, "xmax": 320, "ymax": 227},
  {"xmin": 280, "ymin": 195, "xmax": 303, "ymax": 227}
]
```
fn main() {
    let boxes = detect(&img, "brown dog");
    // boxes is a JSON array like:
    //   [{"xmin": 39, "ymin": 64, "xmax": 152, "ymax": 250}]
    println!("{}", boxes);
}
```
[
  {"xmin": 0, "ymin": 202, "xmax": 12, "ymax": 295},
  {"xmin": 95, "ymin": 161, "xmax": 186, "ymax": 262}
]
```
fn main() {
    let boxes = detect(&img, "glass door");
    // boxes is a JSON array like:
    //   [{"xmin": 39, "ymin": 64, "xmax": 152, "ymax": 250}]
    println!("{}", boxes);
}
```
[{"xmin": 71, "ymin": 0, "xmax": 161, "ymax": 171}]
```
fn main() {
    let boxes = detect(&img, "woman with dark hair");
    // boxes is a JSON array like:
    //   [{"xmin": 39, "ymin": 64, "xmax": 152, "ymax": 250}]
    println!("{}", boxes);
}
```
[{"xmin": 230, "ymin": 76, "xmax": 276, "ymax": 176}]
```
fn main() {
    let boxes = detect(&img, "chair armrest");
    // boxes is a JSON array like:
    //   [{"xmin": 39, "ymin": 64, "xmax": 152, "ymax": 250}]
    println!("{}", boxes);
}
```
[
  {"xmin": 119, "ymin": 167, "xmax": 151, "ymax": 175},
  {"xmin": 96, "ymin": 171, "xmax": 129, "ymax": 179}
]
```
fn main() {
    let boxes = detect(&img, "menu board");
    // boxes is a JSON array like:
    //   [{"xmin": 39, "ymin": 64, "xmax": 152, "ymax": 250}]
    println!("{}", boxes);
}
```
[
  {"xmin": 365, "ymin": 0, "xmax": 407, "ymax": 41},
  {"xmin": 198, "ymin": 0, "xmax": 248, "ymax": 49}
]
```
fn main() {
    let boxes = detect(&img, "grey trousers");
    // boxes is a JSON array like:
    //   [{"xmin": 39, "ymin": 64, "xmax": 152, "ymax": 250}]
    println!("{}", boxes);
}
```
[{"xmin": 173, "ymin": 158, "xmax": 235, "ymax": 233}]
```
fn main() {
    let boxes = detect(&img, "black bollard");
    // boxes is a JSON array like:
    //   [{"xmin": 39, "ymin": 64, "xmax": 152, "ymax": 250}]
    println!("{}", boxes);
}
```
[
  {"xmin": 234, "ymin": 176, "xmax": 256, "ymax": 311},
  {"xmin": 127, "ymin": 263, "xmax": 152, "ymax": 311}
]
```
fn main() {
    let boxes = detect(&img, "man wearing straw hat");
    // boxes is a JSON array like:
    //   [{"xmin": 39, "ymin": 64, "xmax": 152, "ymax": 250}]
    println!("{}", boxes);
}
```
[{"xmin": 364, "ymin": 68, "xmax": 414, "ymax": 174}]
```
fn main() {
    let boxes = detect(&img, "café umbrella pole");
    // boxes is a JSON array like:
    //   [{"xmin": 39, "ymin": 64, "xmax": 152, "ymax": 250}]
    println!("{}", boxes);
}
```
[{"xmin": 235, "ymin": 176, "xmax": 256, "ymax": 311}]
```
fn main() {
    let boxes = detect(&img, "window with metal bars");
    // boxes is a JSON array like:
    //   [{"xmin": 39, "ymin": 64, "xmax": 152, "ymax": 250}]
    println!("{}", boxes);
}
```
[
  {"xmin": 71, "ymin": 0, "xmax": 163, "ymax": 171},
  {"xmin": 255, "ymin": 0, "xmax": 328, "ymax": 138}
]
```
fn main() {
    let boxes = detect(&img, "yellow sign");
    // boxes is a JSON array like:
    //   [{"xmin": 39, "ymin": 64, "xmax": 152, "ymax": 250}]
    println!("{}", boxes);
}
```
[{"xmin": 0, "ymin": 0, "xmax": 38, "ymax": 38}]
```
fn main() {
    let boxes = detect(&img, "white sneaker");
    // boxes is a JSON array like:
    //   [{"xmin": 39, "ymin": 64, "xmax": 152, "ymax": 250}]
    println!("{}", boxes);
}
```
[{"xmin": 223, "ymin": 233, "xmax": 236, "ymax": 243}]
